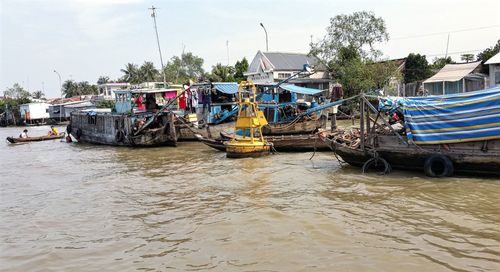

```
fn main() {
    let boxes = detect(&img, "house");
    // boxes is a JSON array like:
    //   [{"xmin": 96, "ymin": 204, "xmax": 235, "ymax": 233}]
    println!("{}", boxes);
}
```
[
  {"xmin": 423, "ymin": 61, "xmax": 487, "ymax": 95},
  {"xmin": 98, "ymin": 83, "xmax": 130, "ymax": 100},
  {"xmin": 244, "ymin": 51, "xmax": 332, "ymax": 90},
  {"xmin": 485, "ymin": 52, "xmax": 500, "ymax": 87},
  {"xmin": 19, "ymin": 102, "xmax": 50, "ymax": 124},
  {"xmin": 49, "ymin": 100, "xmax": 95, "ymax": 120}
]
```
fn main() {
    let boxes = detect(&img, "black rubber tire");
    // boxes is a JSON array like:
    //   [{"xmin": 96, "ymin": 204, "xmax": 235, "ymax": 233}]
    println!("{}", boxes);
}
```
[
  {"xmin": 75, "ymin": 128, "xmax": 82, "ymax": 138},
  {"xmin": 66, "ymin": 124, "xmax": 72, "ymax": 134},
  {"xmin": 424, "ymin": 154, "xmax": 454, "ymax": 177},
  {"xmin": 115, "ymin": 130, "xmax": 125, "ymax": 143},
  {"xmin": 362, "ymin": 157, "xmax": 391, "ymax": 175}
]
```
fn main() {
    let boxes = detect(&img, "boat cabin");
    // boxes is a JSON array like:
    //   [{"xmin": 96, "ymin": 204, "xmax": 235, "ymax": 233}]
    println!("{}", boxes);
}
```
[{"xmin": 189, "ymin": 82, "xmax": 238, "ymax": 124}]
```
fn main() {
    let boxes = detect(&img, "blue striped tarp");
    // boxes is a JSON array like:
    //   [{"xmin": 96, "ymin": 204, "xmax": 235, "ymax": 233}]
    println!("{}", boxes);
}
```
[{"xmin": 378, "ymin": 87, "xmax": 500, "ymax": 145}]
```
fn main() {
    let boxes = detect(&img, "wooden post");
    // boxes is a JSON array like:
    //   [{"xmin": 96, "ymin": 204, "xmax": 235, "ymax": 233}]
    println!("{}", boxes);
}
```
[
  {"xmin": 366, "ymin": 101, "xmax": 370, "ymax": 146},
  {"xmin": 330, "ymin": 113, "xmax": 337, "ymax": 132},
  {"xmin": 360, "ymin": 94, "xmax": 365, "ymax": 150}
]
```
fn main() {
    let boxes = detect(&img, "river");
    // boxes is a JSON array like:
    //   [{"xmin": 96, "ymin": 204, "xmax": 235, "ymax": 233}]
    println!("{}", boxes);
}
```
[{"xmin": 0, "ymin": 125, "xmax": 499, "ymax": 271}]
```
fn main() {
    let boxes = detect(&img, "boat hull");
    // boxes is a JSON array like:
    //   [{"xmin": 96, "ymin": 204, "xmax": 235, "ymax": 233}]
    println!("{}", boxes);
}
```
[
  {"xmin": 328, "ymin": 135, "xmax": 500, "ymax": 175},
  {"xmin": 69, "ymin": 111, "xmax": 177, "ymax": 147},
  {"xmin": 261, "ymin": 116, "xmax": 326, "ymax": 135},
  {"xmin": 6, "ymin": 133, "xmax": 65, "ymax": 144}
]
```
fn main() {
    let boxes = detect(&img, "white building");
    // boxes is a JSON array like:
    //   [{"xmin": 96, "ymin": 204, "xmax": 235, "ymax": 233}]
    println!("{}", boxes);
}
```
[
  {"xmin": 485, "ymin": 52, "xmax": 500, "ymax": 88},
  {"xmin": 19, "ymin": 102, "xmax": 50, "ymax": 124},
  {"xmin": 98, "ymin": 83, "xmax": 130, "ymax": 100},
  {"xmin": 244, "ymin": 51, "xmax": 332, "ymax": 90}
]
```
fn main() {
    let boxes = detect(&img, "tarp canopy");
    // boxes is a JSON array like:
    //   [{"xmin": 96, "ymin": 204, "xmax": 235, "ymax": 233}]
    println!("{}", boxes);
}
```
[
  {"xmin": 423, "ymin": 61, "xmax": 481, "ymax": 83},
  {"xmin": 378, "ymin": 87, "xmax": 500, "ymax": 144},
  {"xmin": 279, "ymin": 84, "xmax": 323, "ymax": 95},
  {"xmin": 213, "ymin": 82, "xmax": 238, "ymax": 94}
]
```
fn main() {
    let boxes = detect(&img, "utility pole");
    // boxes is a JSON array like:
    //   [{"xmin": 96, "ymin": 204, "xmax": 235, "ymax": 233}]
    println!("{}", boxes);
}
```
[
  {"xmin": 444, "ymin": 33, "xmax": 450, "ymax": 59},
  {"xmin": 260, "ymin": 23, "xmax": 268, "ymax": 51},
  {"xmin": 53, "ymin": 70, "xmax": 62, "ymax": 123},
  {"xmin": 149, "ymin": 5, "xmax": 167, "ymax": 87},
  {"xmin": 226, "ymin": 40, "xmax": 230, "ymax": 66}
]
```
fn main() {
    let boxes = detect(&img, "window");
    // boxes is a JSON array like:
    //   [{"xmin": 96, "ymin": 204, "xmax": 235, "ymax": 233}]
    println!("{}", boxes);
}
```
[
  {"xmin": 278, "ymin": 73, "xmax": 292, "ymax": 79},
  {"xmin": 495, "ymin": 71, "xmax": 500, "ymax": 84}
]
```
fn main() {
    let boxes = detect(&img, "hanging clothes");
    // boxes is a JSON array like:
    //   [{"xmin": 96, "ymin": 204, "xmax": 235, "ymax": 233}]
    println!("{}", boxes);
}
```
[
  {"xmin": 191, "ymin": 89, "xmax": 198, "ymax": 113},
  {"xmin": 202, "ymin": 89, "xmax": 211, "ymax": 114},
  {"xmin": 179, "ymin": 91, "xmax": 187, "ymax": 110}
]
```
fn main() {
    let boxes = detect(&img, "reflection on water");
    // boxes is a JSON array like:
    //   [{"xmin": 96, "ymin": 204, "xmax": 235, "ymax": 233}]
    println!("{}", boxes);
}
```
[{"xmin": 1, "ymin": 126, "xmax": 499, "ymax": 271}]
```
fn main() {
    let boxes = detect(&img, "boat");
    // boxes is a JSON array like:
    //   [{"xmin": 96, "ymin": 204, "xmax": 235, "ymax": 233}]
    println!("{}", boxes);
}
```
[
  {"xmin": 68, "ymin": 88, "xmax": 179, "ymax": 147},
  {"xmin": 322, "ymin": 89, "xmax": 500, "ymax": 177},
  {"xmin": 196, "ymin": 132, "xmax": 330, "ymax": 152},
  {"xmin": 6, "ymin": 133, "xmax": 65, "ymax": 144},
  {"xmin": 225, "ymin": 81, "xmax": 272, "ymax": 158}
]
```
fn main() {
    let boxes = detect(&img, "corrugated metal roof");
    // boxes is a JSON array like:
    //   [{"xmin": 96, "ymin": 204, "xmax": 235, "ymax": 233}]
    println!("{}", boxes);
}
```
[
  {"xmin": 263, "ymin": 52, "xmax": 318, "ymax": 71},
  {"xmin": 424, "ymin": 61, "xmax": 482, "ymax": 83},
  {"xmin": 485, "ymin": 52, "xmax": 500, "ymax": 65}
]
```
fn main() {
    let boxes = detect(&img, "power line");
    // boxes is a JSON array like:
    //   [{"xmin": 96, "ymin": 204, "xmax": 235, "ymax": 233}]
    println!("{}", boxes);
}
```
[{"xmin": 392, "ymin": 24, "xmax": 500, "ymax": 40}]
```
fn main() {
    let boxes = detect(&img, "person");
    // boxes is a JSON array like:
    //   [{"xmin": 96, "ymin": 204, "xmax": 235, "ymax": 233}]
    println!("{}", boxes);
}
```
[
  {"xmin": 20, "ymin": 129, "xmax": 28, "ymax": 138},
  {"xmin": 48, "ymin": 126, "xmax": 59, "ymax": 136}
]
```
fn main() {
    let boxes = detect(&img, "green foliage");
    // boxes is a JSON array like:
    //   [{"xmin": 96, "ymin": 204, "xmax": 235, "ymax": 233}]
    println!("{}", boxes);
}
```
[
  {"xmin": 163, "ymin": 52, "xmax": 205, "ymax": 84},
  {"xmin": 310, "ymin": 11, "xmax": 388, "ymax": 62},
  {"xmin": 431, "ymin": 56, "xmax": 455, "ymax": 70},
  {"xmin": 208, "ymin": 63, "xmax": 235, "ymax": 82},
  {"xmin": 140, "ymin": 61, "xmax": 159, "ymax": 82},
  {"xmin": 3, "ymin": 83, "xmax": 31, "ymax": 99},
  {"xmin": 96, "ymin": 100, "xmax": 115, "ymax": 109},
  {"xmin": 62, "ymin": 80, "xmax": 98, "ymax": 98},
  {"xmin": 477, "ymin": 39, "xmax": 500, "ymax": 74},
  {"xmin": 404, "ymin": 53, "xmax": 433, "ymax": 83},
  {"xmin": 234, "ymin": 57, "xmax": 249, "ymax": 82},
  {"xmin": 310, "ymin": 11, "xmax": 395, "ymax": 108},
  {"xmin": 31, "ymin": 90, "xmax": 45, "ymax": 99},
  {"xmin": 461, "ymin": 53, "xmax": 475, "ymax": 63},
  {"xmin": 120, "ymin": 63, "xmax": 140, "ymax": 84},
  {"xmin": 97, "ymin": 76, "xmax": 110, "ymax": 85}
]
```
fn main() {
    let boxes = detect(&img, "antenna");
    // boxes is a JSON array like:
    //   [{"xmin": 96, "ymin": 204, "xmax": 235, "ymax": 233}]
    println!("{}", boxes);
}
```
[
  {"xmin": 226, "ymin": 40, "xmax": 230, "ymax": 66},
  {"xmin": 149, "ymin": 5, "xmax": 167, "ymax": 86},
  {"xmin": 444, "ymin": 33, "xmax": 450, "ymax": 59}
]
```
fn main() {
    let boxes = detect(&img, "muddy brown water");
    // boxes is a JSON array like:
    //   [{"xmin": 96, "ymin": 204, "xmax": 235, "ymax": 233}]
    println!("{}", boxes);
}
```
[{"xmin": 1, "ymin": 125, "xmax": 499, "ymax": 271}]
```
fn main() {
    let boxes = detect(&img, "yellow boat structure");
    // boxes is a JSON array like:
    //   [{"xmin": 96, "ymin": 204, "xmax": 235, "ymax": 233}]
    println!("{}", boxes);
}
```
[{"xmin": 225, "ymin": 81, "xmax": 272, "ymax": 158}]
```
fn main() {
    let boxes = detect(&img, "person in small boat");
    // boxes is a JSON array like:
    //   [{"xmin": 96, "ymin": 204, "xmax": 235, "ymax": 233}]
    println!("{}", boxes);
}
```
[
  {"xmin": 20, "ymin": 129, "xmax": 28, "ymax": 138},
  {"xmin": 48, "ymin": 126, "xmax": 59, "ymax": 136}
]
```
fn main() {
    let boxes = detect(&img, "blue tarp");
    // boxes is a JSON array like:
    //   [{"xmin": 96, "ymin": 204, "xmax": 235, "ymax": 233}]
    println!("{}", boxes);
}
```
[
  {"xmin": 379, "ymin": 87, "xmax": 500, "ymax": 144},
  {"xmin": 280, "ymin": 84, "xmax": 323, "ymax": 95},
  {"xmin": 213, "ymin": 82, "xmax": 238, "ymax": 94}
]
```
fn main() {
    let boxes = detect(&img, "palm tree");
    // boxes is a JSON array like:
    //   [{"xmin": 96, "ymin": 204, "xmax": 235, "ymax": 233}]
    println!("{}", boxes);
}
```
[
  {"xmin": 209, "ymin": 63, "xmax": 235, "ymax": 82},
  {"xmin": 140, "ymin": 61, "xmax": 159, "ymax": 82},
  {"xmin": 32, "ymin": 90, "xmax": 45, "ymax": 99},
  {"xmin": 62, "ymin": 80, "xmax": 78, "ymax": 98},
  {"xmin": 120, "ymin": 63, "xmax": 139, "ymax": 83}
]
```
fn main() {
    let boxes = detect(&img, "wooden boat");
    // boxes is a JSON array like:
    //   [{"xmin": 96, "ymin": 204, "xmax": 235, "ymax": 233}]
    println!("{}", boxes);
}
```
[
  {"xmin": 261, "ymin": 115, "xmax": 326, "ymax": 135},
  {"xmin": 197, "ymin": 131, "xmax": 329, "ymax": 152},
  {"xmin": 323, "ymin": 91, "xmax": 500, "ymax": 177},
  {"xmin": 6, "ymin": 133, "xmax": 65, "ymax": 144},
  {"xmin": 68, "ymin": 89, "xmax": 179, "ymax": 147},
  {"xmin": 225, "ymin": 81, "xmax": 272, "ymax": 158}
]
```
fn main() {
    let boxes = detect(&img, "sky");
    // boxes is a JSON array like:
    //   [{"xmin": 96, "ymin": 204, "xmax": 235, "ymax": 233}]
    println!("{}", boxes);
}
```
[{"xmin": 1, "ymin": 0, "xmax": 499, "ymax": 98}]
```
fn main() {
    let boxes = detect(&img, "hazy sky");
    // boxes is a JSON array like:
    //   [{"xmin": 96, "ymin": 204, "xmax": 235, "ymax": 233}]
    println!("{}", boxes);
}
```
[{"xmin": 1, "ymin": 0, "xmax": 499, "ymax": 97}]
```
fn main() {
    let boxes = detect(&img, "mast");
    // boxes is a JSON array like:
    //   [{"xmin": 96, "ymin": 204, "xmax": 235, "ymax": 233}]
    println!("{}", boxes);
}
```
[{"xmin": 149, "ymin": 5, "xmax": 167, "ymax": 87}]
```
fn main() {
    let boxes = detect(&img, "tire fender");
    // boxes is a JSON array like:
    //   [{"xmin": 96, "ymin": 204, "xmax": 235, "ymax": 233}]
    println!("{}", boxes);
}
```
[{"xmin": 424, "ymin": 154, "xmax": 454, "ymax": 177}]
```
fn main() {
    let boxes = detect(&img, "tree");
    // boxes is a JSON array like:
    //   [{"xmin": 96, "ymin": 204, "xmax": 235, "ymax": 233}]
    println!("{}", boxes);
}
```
[
  {"xmin": 97, "ymin": 76, "xmax": 110, "ymax": 85},
  {"xmin": 62, "ymin": 80, "xmax": 79, "ymax": 98},
  {"xmin": 461, "ymin": 53, "xmax": 475, "ymax": 63},
  {"xmin": 163, "ymin": 52, "xmax": 205, "ymax": 84},
  {"xmin": 31, "ymin": 90, "xmax": 45, "ymax": 99},
  {"xmin": 3, "ymin": 83, "xmax": 31, "ymax": 99},
  {"xmin": 310, "ymin": 11, "xmax": 389, "ymax": 63},
  {"xmin": 404, "ymin": 53, "xmax": 433, "ymax": 83},
  {"xmin": 477, "ymin": 39, "xmax": 500, "ymax": 74},
  {"xmin": 209, "ymin": 63, "xmax": 235, "ymax": 82},
  {"xmin": 139, "ymin": 61, "xmax": 159, "ymax": 82},
  {"xmin": 234, "ymin": 57, "xmax": 249, "ymax": 82},
  {"xmin": 431, "ymin": 56, "xmax": 455, "ymax": 70},
  {"xmin": 309, "ymin": 11, "xmax": 393, "ymax": 102},
  {"xmin": 120, "ymin": 63, "xmax": 140, "ymax": 83}
]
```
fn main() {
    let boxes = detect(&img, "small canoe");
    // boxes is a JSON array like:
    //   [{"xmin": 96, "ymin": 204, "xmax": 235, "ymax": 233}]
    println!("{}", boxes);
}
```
[{"xmin": 6, "ymin": 133, "xmax": 65, "ymax": 144}]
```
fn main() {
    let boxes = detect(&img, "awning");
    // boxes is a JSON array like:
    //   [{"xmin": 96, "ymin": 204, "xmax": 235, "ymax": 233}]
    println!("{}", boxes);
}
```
[
  {"xmin": 213, "ymin": 82, "xmax": 238, "ymax": 94},
  {"xmin": 423, "ymin": 61, "xmax": 481, "ymax": 83},
  {"xmin": 279, "ymin": 84, "xmax": 323, "ymax": 95}
]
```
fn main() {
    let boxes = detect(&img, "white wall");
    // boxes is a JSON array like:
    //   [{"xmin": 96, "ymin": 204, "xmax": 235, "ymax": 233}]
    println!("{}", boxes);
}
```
[
  {"xmin": 20, "ymin": 103, "xmax": 49, "ymax": 119},
  {"xmin": 489, "ymin": 64, "xmax": 500, "ymax": 87}
]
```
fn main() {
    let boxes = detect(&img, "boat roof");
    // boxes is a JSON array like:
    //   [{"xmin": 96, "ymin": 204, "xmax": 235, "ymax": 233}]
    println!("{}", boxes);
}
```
[{"xmin": 128, "ymin": 88, "xmax": 182, "ymax": 94}]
